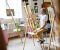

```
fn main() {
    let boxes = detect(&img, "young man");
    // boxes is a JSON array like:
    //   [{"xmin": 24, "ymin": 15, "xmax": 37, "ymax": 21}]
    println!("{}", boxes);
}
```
[
  {"xmin": 39, "ymin": 9, "xmax": 48, "ymax": 29},
  {"xmin": 37, "ymin": 9, "xmax": 48, "ymax": 43}
]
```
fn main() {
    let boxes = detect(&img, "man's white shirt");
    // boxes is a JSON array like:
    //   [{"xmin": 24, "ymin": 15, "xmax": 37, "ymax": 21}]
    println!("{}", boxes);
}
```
[{"xmin": 38, "ymin": 14, "xmax": 48, "ymax": 29}]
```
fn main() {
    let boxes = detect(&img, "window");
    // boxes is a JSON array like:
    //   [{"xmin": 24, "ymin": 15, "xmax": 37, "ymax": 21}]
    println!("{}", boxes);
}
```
[{"xmin": 34, "ymin": 6, "xmax": 38, "ymax": 13}]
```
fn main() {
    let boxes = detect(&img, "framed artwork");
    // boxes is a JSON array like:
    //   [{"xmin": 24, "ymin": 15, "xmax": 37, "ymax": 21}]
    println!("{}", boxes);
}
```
[
  {"xmin": 6, "ymin": 9, "xmax": 14, "ymax": 16},
  {"xmin": 34, "ymin": 6, "xmax": 38, "ymax": 13}
]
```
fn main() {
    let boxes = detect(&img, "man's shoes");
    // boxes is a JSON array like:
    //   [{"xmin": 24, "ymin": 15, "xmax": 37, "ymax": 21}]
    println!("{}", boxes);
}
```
[{"xmin": 37, "ymin": 39, "xmax": 45, "ymax": 44}]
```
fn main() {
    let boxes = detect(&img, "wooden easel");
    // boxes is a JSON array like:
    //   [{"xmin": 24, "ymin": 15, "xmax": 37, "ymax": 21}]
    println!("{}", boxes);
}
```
[
  {"xmin": 6, "ymin": 0, "xmax": 23, "ymax": 42},
  {"xmin": 48, "ymin": 12, "xmax": 55, "ymax": 50},
  {"xmin": 23, "ymin": 2, "xmax": 48, "ymax": 50},
  {"xmin": 48, "ymin": 0, "xmax": 56, "ymax": 50},
  {"xmin": 23, "ymin": 3, "xmax": 36, "ymax": 50}
]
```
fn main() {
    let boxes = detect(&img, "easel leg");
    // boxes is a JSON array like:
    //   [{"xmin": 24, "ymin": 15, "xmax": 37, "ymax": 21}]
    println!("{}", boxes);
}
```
[
  {"xmin": 48, "ymin": 32, "xmax": 52, "ymax": 50},
  {"xmin": 21, "ymin": 37, "xmax": 23, "ymax": 43},
  {"xmin": 18, "ymin": 32, "xmax": 23, "ymax": 43},
  {"xmin": 23, "ymin": 33, "xmax": 26, "ymax": 50},
  {"xmin": 32, "ymin": 35, "xmax": 35, "ymax": 46}
]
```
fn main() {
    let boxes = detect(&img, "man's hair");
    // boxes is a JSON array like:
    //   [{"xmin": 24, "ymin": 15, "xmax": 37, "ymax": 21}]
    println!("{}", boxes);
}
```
[{"xmin": 48, "ymin": 2, "xmax": 51, "ymax": 5}]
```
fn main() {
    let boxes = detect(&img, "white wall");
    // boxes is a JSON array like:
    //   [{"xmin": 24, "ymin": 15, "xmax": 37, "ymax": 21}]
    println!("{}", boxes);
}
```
[
  {"xmin": 38, "ymin": 0, "xmax": 43, "ymax": 15},
  {"xmin": 0, "ymin": 0, "xmax": 22, "ymax": 19}
]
